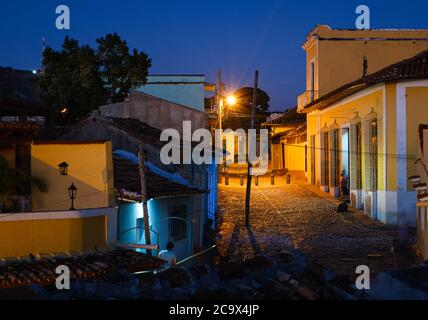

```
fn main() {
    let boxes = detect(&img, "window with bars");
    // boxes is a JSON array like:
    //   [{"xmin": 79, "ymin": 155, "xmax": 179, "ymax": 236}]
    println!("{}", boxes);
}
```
[
  {"xmin": 310, "ymin": 135, "xmax": 316, "ymax": 185},
  {"xmin": 320, "ymin": 131, "xmax": 329, "ymax": 186},
  {"xmin": 350, "ymin": 123, "xmax": 362, "ymax": 190},
  {"xmin": 329, "ymin": 129, "xmax": 340, "ymax": 187},
  {"xmin": 364, "ymin": 118, "xmax": 378, "ymax": 191}
]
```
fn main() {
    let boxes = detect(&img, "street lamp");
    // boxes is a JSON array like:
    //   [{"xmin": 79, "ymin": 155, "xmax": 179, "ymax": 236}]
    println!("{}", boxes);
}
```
[
  {"xmin": 219, "ymin": 94, "xmax": 237, "ymax": 131},
  {"xmin": 226, "ymin": 95, "xmax": 237, "ymax": 106},
  {"xmin": 68, "ymin": 183, "xmax": 77, "ymax": 210},
  {"xmin": 58, "ymin": 162, "xmax": 69, "ymax": 176}
]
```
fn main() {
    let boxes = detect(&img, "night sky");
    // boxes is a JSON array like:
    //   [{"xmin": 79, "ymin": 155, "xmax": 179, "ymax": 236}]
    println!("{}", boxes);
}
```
[{"xmin": 1, "ymin": 0, "xmax": 427, "ymax": 110}]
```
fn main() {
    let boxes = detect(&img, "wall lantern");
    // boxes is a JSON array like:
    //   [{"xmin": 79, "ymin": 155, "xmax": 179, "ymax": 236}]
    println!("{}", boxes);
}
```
[
  {"xmin": 68, "ymin": 183, "xmax": 77, "ymax": 210},
  {"xmin": 58, "ymin": 162, "xmax": 69, "ymax": 176}
]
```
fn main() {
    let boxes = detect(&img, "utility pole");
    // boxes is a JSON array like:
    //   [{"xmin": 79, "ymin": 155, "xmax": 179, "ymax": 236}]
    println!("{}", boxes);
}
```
[
  {"xmin": 137, "ymin": 146, "xmax": 152, "ymax": 256},
  {"xmin": 217, "ymin": 69, "xmax": 223, "ymax": 131},
  {"xmin": 245, "ymin": 70, "xmax": 259, "ymax": 229}
]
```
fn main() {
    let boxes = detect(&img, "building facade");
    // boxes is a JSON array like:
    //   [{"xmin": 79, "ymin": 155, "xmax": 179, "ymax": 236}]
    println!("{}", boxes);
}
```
[
  {"xmin": 302, "ymin": 48, "xmax": 428, "ymax": 226},
  {"xmin": 263, "ymin": 107, "xmax": 307, "ymax": 179},
  {"xmin": 298, "ymin": 25, "xmax": 428, "ymax": 112},
  {"xmin": 137, "ymin": 75, "xmax": 206, "ymax": 112}
]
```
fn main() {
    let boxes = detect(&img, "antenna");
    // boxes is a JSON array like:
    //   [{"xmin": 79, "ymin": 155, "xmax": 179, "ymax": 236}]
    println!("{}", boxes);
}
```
[{"xmin": 40, "ymin": 37, "xmax": 46, "ymax": 75}]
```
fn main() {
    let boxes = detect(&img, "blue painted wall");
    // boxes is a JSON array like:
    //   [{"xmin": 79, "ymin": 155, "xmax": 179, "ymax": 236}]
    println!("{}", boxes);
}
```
[
  {"xmin": 118, "ymin": 196, "xmax": 196, "ymax": 261},
  {"xmin": 137, "ymin": 75, "xmax": 206, "ymax": 111}
]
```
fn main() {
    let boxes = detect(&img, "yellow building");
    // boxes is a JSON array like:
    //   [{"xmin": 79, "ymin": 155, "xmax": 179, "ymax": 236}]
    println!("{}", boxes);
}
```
[
  {"xmin": 264, "ymin": 107, "xmax": 307, "ymax": 180},
  {"xmin": 31, "ymin": 141, "xmax": 115, "ymax": 211},
  {"xmin": 298, "ymin": 25, "xmax": 428, "ymax": 111},
  {"xmin": 0, "ymin": 140, "xmax": 117, "ymax": 258},
  {"xmin": 301, "ymin": 47, "xmax": 428, "ymax": 226}
]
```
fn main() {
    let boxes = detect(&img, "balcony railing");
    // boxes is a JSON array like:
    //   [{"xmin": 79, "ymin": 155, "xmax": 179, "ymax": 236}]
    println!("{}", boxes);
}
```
[{"xmin": 297, "ymin": 90, "xmax": 319, "ymax": 112}]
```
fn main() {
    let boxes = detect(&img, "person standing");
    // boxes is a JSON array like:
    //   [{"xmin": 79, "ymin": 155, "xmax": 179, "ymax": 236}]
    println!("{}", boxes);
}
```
[
  {"xmin": 340, "ymin": 172, "xmax": 348, "ymax": 199},
  {"xmin": 202, "ymin": 219, "xmax": 216, "ymax": 249},
  {"xmin": 158, "ymin": 242, "xmax": 177, "ymax": 267}
]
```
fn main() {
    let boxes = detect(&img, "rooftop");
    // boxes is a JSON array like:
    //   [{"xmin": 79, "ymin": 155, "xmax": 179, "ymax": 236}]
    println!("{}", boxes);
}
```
[
  {"xmin": 264, "ymin": 107, "xmax": 306, "ymax": 126},
  {"xmin": 0, "ymin": 248, "xmax": 163, "ymax": 290},
  {"xmin": 33, "ymin": 140, "xmax": 108, "ymax": 145},
  {"xmin": 0, "ymin": 67, "xmax": 47, "ymax": 115},
  {"xmin": 113, "ymin": 153, "xmax": 208, "ymax": 200}
]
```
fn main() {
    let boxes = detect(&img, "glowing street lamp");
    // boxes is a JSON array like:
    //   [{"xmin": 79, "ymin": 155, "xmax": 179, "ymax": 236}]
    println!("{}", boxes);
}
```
[{"xmin": 226, "ymin": 95, "xmax": 237, "ymax": 106}]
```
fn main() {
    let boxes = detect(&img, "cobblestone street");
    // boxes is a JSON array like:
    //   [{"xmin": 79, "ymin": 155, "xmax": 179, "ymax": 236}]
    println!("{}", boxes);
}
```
[{"xmin": 219, "ymin": 177, "xmax": 416, "ymax": 276}]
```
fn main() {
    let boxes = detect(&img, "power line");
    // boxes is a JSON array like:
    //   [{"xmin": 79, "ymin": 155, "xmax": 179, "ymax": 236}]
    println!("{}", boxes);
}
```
[{"xmin": 273, "ymin": 143, "xmax": 418, "ymax": 160}]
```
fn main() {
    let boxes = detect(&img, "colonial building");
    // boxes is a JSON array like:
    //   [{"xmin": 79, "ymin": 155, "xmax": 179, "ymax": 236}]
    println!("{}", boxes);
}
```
[
  {"xmin": 298, "ymin": 25, "xmax": 428, "ymax": 109},
  {"xmin": 263, "ymin": 107, "xmax": 307, "ymax": 180},
  {"xmin": 299, "ymin": 26, "xmax": 428, "ymax": 226},
  {"xmin": 62, "ymin": 114, "xmax": 211, "ymax": 260},
  {"xmin": 301, "ymin": 45, "xmax": 428, "ymax": 225},
  {"xmin": 0, "ymin": 68, "xmax": 117, "ymax": 259}
]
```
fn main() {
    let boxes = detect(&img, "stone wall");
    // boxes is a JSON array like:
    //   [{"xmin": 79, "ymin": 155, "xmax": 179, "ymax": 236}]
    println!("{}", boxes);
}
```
[{"xmin": 99, "ymin": 91, "xmax": 207, "ymax": 135}]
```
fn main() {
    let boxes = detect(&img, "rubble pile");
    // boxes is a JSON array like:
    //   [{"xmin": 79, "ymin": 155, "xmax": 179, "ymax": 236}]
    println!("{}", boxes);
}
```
[{"xmin": 0, "ymin": 248, "xmax": 163, "ymax": 289}]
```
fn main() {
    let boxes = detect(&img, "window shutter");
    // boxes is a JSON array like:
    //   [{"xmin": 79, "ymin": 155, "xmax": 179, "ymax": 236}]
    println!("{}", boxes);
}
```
[
  {"xmin": 320, "ymin": 132, "xmax": 326, "ymax": 186},
  {"xmin": 329, "ymin": 129, "xmax": 339, "ymax": 186},
  {"xmin": 310, "ymin": 135, "xmax": 316, "ymax": 184},
  {"xmin": 350, "ymin": 123, "xmax": 361, "ymax": 190},
  {"xmin": 363, "ymin": 119, "xmax": 375, "ymax": 191}
]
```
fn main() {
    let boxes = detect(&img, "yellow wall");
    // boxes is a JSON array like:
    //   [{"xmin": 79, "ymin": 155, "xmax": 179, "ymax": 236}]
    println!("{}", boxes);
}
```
[
  {"xmin": 284, "ymin": 142, "xmax": 306, "ymax": 174},
  {"xmin": 306, "ymin": 41, "xmax": 319, "ymax": 93},
  {"xmin": 406, "ymin": 86, "xmax": 428, "ymax": 189},
  {"xmin": 304, "ymin": 25, "xmax": 428, "ymax": 96},
  {"xmin": 307, "ymin": 112, "xmax": 319, "ymax": 184},
  {"xmin": 384, "ymin": 84, "xmax": 398, "ymax": 191},
  {"xmin": 0, "ymin": 216, "xmax": 106, "ymax": 258},
  {"xmin": 31, "ymin": 142, "xmax": 115, "ymax": 211},
  {"xmin": 307, "ymin": 88, "xmax": 386, "ymax": 189}
]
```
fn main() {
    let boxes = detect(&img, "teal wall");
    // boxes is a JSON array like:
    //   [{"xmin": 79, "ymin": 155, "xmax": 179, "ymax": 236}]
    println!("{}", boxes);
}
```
[
  {"xmin": 137, "ymin": 75, "xmax": 206, "ymax": 111},
  {"xmin": 118, "ymin": 196, "xmax": 195, "ymax": 260}
]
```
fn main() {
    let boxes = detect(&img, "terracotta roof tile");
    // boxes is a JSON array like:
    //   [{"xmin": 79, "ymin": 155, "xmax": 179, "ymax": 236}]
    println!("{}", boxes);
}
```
[
  {"xmin": 0, "ymin": 249, "xmax": 163, "ymax": 289},
  {"xmin": 264, "ymin": 107, "xmax": 306, "ymax": 126},
  {"xmin": 113, "ymin": 156, "xmax": 208, "ymax": 200}
]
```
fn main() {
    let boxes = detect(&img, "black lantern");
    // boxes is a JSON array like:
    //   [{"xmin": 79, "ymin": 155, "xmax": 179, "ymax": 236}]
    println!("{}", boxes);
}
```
[
  {"xmin": 68, "ymin": 183, "xmax": 77, "ymax": 210},
  {"xmin": 58, "ymin": 162, "xmax": 69, "ymax": 176}
]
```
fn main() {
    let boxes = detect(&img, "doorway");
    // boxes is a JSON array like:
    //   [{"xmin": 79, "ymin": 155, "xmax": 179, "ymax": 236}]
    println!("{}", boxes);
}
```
[{"xmin": 341, "ymin": 128, "xmax": 350, "ymax": 182}]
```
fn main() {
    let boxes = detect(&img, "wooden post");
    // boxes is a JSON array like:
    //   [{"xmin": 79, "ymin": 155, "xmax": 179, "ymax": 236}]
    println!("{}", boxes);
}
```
[
  {"xmin": 137, "ymin": 146, "xmax": 152, "ymax": 256},
  {"xmin": 245, "ymin": 70, "xmax": 259, "ymax": 229}
]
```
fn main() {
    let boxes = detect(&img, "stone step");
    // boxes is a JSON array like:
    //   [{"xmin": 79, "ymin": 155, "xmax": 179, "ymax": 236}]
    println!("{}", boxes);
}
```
[{"xmin": 409, "ymin": 175, "xmax": 421, "ymax": 183}]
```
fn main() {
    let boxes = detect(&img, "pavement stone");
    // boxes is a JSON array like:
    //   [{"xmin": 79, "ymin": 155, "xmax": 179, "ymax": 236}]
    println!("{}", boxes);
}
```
[{"xmin": 218, "ymin": 178, "xmax": 416, "ymax": 276}]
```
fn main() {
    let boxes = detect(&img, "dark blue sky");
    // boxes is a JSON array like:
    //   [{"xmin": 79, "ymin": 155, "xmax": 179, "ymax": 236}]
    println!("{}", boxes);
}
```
[{"xmin": 1, "ymin": 0, "xmax": 427, "ymax": 110}]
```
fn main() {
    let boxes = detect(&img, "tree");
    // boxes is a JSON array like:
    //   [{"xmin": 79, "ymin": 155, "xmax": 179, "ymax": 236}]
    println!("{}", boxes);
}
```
[
  {"xmin": 223, "ymin": 87, "xmax": 270, "ymax": 130},
  {"xmin": 39, "ymin": 34, "xmax": 151, "ymax": 125},
  {"xmin": 0, "ymin": 156, "xmax": 46, "ymax": 212},
  {"xmin": 97, "ymin": 33, "xmax": 151, "ymax": 103},
  {"xmin": 40, "ymin": 37, "xmax": 107, "ymax": 125}
]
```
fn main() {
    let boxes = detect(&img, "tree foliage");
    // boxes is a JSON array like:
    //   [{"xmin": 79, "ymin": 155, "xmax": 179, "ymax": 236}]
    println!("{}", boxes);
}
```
[
  {"xmin": 97, "ymin": 33, "xmax": 151, "ymax": 103},
  {"xmin": 39, "ymin": 34, "xmax": 151, "ymax": 125},
  {"xmin": 223, "ymin": 87, "xmax": 270, "ymax": 130},
  {"xmin": 0, "ymin": 157, "xmax": 47, "ymax": 212}
]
